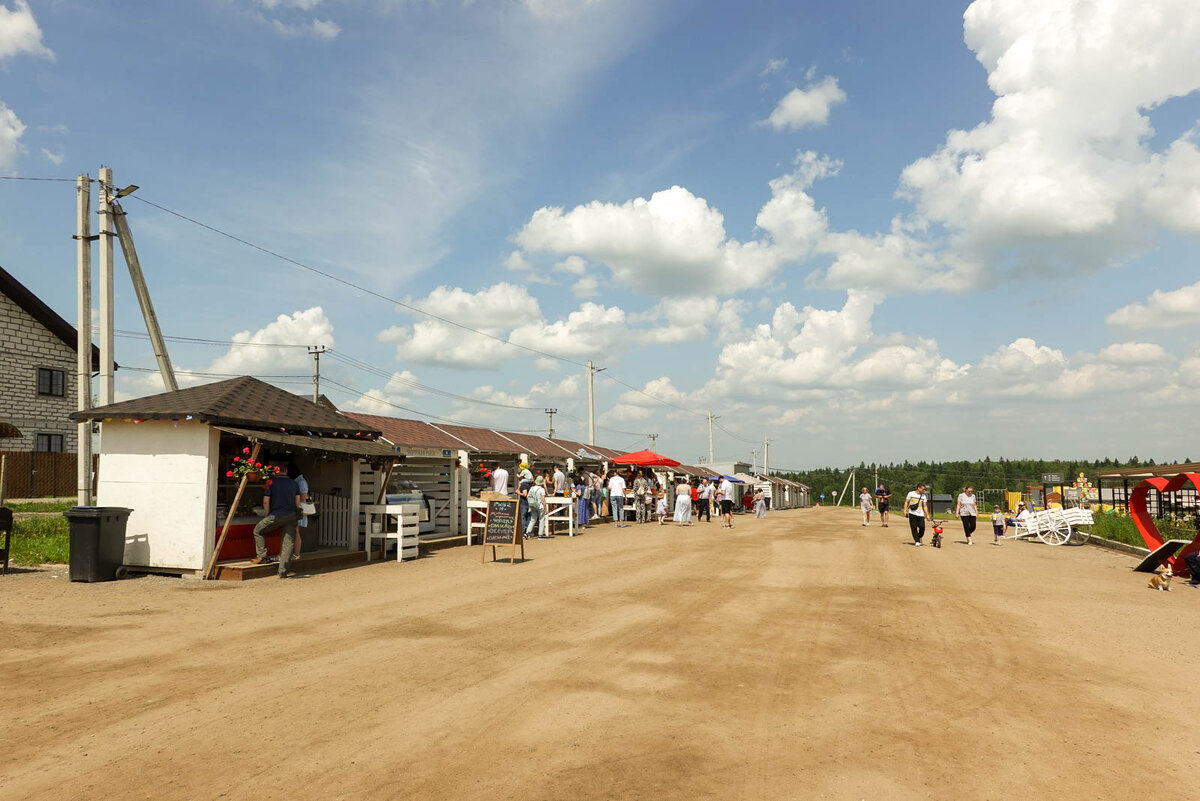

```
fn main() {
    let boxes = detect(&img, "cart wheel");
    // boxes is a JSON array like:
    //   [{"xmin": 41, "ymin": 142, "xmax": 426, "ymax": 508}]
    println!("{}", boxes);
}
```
[
  {"xmin": 1067, "ymin": 526, "xmax": 1091, "ymax": 545},
  {"xmin": 115, "ymin": 566, "xmax": 130, "ymax": 580},
  {"xmin": 1042, "ymin": 524, "xmax": 1071, "ymax": 546}
]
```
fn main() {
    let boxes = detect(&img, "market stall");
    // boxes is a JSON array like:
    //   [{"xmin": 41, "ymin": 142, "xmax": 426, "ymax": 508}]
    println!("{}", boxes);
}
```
[{"xmin": 71, "ymin": 376, "xmax": 398, "ymax": 573}]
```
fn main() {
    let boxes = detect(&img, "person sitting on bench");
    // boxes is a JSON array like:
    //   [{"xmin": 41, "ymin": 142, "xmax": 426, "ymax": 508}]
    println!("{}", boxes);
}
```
[{"xmin": 1186, "ymin": 549, "xmax": 1200, "ymax": 588}]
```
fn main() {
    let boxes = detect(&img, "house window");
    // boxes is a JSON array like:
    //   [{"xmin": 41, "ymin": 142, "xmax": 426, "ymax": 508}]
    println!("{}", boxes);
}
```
[
  {"xmin": 37, "ymin": 368, "xmax": 66, "ymax": 397},
  {"xmin": 35, "ymin": 433, "xmax": 64, "ymax": 453}
]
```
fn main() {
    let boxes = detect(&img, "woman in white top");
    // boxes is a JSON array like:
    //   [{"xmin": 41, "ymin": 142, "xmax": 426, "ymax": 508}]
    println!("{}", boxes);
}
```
[
  {"xmin": 904, "ymin": 483, "xmax": 930, "ymax": 545},
  {"xmin": 955, "ymin": 486, "xmax": 978, "ymax": 545},
  {"xmin": 859, "ymin": 486, "xmax": 873, "ymax": 526},
  {"xmin": 673, "ymin": 479, "xmax": 693, "ymax": 526}
]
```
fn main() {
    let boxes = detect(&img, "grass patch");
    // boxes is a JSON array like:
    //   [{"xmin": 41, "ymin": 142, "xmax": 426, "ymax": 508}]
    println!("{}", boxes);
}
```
[
  {"xmin": 8, "ymin": 516, "xmax": 70, "ymax": 564},
  {"xmin": 5, "ymin": 499, "xmax": 75, "ymax": 514},
  {"xmin": 1091, "ymin": 511, "xmax": 1196, "ymax": 549}
]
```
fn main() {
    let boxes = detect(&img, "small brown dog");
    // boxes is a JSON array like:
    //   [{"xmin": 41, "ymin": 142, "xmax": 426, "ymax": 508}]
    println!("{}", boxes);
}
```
[{"xmin": 1148, "ymin": 566, "xmax": 1173, "ymax": 591}]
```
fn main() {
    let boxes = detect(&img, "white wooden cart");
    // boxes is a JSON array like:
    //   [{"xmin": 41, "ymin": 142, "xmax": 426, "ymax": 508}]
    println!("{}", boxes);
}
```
[{"xmin": 1012, "ymin": 507, "xmax": 1094, "ymax": 545}]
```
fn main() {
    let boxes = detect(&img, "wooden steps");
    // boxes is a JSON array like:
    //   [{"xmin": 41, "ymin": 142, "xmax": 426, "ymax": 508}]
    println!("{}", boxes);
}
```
[{"xmin": 213, "ymin": 549, "xmax": 367, "ymax": 581}]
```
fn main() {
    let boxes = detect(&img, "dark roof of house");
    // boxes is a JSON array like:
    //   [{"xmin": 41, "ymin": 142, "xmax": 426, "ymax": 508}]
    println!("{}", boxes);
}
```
[
  {"xmin": 495, "ymin": 431, "xmax": 575, "ymax": 460},
  {"xmin": 70, "ymin": 375, "xmax": 380, "ymax": 436},
  {"xmin": 348, "ymin": 413, "xmax": 477, "ymax": 451},
  {"xmin": 0, "ymin": 264, "xmax": 105, "ymax": 370},
  {"xmin": 431, "ymin": 424, "xmax": 530, "ymax": 454}
]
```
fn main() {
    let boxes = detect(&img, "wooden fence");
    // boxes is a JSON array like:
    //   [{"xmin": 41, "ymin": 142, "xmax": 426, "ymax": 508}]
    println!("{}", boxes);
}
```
[
  {"xmin": 314, "ymin": 492, "xmax": 352, "ymax": 548},
  {"xmin": 0, "ymin": 451, "xmax": 94, "ymax": 498}
]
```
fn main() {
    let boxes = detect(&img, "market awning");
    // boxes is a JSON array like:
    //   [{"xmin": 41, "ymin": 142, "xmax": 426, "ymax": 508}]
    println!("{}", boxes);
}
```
[
  {"xmin": 611, "ymin": 449, "xmax": 681, "ymax": 467},
  {"xmin": 215, "ymin": 426, "xmax": 401, "ymax": 458}
]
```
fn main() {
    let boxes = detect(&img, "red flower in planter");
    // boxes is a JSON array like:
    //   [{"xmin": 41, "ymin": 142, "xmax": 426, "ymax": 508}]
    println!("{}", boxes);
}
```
[
  {"xmin": 242, "ymin": 447, "xmax": 251, "ymax": 455},
  {"xmin": 225, "ymin": 471, "xmax": 234, "ymax": 478}
]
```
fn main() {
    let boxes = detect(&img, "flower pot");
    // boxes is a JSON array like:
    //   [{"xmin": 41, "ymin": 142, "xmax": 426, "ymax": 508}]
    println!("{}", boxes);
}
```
[{"xmin": 247, "ymin": 471, "xmax": 261, "ymax": 482}]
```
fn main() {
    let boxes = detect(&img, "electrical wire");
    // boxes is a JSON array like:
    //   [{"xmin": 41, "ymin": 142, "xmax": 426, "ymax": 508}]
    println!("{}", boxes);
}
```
[
  {"xmin": 119, "ymin": 365, "xmax": 310, "ymax": 380},
  {"xmin": 0, "ymin": 176, "xmax": 78, "ymax": 183},
  {"xmin": 5, "ymin": 176, "xmax": 759, "ymax": 441},
  {"xmin": 324, "ymin": 350, "xmax": 541, "ymax": 412},
  {"xmin": 124, "ymin": 193, "xmax": 590, "ymax": 369},
  {"xmin": 320, "ymin": 377, "xmax": 547, "ymax": 432},
  {"xmin": 114, "ymin": 329, "xmax": 314, "ymax": 348}
]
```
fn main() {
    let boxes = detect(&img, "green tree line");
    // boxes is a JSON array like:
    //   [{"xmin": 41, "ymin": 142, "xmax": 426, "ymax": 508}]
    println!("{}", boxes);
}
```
[{"xmin": 776, "ymin": 456, "xmax": 1186, "ymax": 501}]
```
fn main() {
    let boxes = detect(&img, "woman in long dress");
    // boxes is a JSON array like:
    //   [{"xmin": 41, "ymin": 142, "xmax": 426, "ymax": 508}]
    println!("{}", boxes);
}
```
[
  {"xmin": 754, "ymin": 488, "xmax": 768, "ymax": 518},
  {"xmin": 673, "ymin": 479, "xmax": 693, "ymax": 526},
  {"xmin": 575, "ymin": 476, "xmax": 591, "ymax": 529}
]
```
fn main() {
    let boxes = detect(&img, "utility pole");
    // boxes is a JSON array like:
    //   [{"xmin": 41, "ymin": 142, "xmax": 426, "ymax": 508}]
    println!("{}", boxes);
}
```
[
  {"xmin": 75, "ymin": 175, "xmax": 94, "ymax": 506},
  {"xmin": 111, "ymin": 195, "xmax": 178, "ymax": 391},
  {"xmin": 649, "ymin": 433, "xmax": 659, "ymax": 451},
  {"xmin": 309, "ymin": 345, "xmax": 327, "ymax": 403},
  {"xmin": 586, "ymin": 361, "xmax": 605, "ymax": 445},
  {"xmin": 545, "ymin": 408, "xmax": 558, "ymax": 439},
  {"xmin": 97, "ymin": 167, "xmax": 116, "ymax": 406},
  {"xmin": 707, "ymin": 411, "xmax": 719, "ymax": 465},
  {"xmin": 763, "ymin": 437, "xmax": 770, "ymax": 477},
  {"xmin": 751, "ymin": 450, "xmax": 758, "ymax": 473}
]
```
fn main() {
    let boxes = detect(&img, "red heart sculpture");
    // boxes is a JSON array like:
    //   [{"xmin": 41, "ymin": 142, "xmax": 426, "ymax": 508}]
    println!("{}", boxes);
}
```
[{"xmin": 1129, "ymin": 473, "xmax": 1200, "ymax": 577}]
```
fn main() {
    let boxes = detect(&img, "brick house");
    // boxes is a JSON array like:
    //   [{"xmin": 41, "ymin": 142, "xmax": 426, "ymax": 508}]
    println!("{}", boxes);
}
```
[{"xmin": 0, "ymin": 264, "xmax": 103, "ymax": 454}]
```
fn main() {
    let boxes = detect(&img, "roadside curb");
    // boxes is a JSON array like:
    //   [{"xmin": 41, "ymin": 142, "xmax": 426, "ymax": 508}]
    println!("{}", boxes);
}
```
[{"xmin": 1085, "ymin": 534, "xmax": 1149, "ymax": 559}]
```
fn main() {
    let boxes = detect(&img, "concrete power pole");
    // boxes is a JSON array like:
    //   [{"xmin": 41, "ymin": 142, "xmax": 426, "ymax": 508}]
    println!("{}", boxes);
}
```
[
  {"xmin": 763, "ymin": 437, "xmax": 770, "ymax": 477},
  {"xmin": 707, "ymin": 411, "xmax": 719, "ymax": 464},
  {"xmin": 97, "ymin": 167, "xmax": 116, "ymax": 406},
  {"xmin": 586, "ymin": 361, "xmax": 605, "ymax": 445},
  {"xmin": 75, "ymin": 175, "xmax": 94, "ymax": 506},
  {"xmin": 649, "ymin": 433, "xmax": 659, "ymax": 450},
  {"xmin": 309, "ymin": 345, "xmax": 327, "ymax": 403},
  {"xmin": 545, "ymin": 408, "xmax": 558, "ymax": 439},
  {"xmin": 111, "ymin": 198, "xmax": 178, "ymax": 392}
]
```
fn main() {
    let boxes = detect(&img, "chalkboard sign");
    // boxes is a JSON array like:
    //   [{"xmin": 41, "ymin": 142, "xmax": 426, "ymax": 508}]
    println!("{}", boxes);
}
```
[
  {"xmin": 482, "ymin": 499, "xmax": 524, "ymax": 564},
  {"xmin": 484, "ymin": 499, "xmax": 519, "ymax": 544}
]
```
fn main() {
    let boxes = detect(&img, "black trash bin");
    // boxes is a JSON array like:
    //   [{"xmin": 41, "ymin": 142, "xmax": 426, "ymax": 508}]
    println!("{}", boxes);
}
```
[{"xmin": 64, "ymin": 507, "xmax": 132, "ymax": 582}]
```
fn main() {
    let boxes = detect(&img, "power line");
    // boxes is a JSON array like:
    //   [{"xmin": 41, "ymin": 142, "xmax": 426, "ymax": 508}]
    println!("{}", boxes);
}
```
[
  {"xmin": 10, "ymin": 176, "xmax": 757, "ymax": 439},
  {"xmin": 124, "ymin": 193, "xmax": 590, "ymax": 369},
  {"xmin": 320, "ymin": 377, "xmax": 547, "ymax": 432},
  {"xmin": 119, "ymin": 365, "xmax": 310, "ymax": 380},
  {"xmin": 114, "ymin": 329, "xmax": 314, "ymax": 348},
  {"xmin": 324, "ymin": 349, "xmax": 543, "ymax": 412},
  {"xmin": 0, "ymin": 175, "xmax": 77, "ymax": 183}
]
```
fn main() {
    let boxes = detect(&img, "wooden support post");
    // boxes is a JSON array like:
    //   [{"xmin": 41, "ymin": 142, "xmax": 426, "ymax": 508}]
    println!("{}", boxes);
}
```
[{"xmin": 204, "ymin": 442, "xmax": 261, "ymax": 580}]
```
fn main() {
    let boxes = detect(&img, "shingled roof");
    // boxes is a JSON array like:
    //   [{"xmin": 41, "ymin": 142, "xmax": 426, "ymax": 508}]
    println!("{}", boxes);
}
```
[
  {"xmin": 1, "ymin": 264, "xmax": 104, "ymax": 370},
  {"xmin": 70, "ymin": 375, "xmax": 379, "ymax": 437},
  {"xmin": 348, "ymin": 412, "xmax": 476, "ymax": 451}
]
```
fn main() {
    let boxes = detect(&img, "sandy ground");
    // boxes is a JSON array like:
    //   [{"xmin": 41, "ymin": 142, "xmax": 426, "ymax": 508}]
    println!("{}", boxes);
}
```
[{"xmin": 1, "ymin": 506, "xmax": 1198, "ymax": 800}]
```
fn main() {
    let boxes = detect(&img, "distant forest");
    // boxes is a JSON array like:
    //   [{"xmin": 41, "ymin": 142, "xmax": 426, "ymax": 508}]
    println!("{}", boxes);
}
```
[{"xmin": 776, "ymin": 456, "xmax": 1188, "ymax": 500}]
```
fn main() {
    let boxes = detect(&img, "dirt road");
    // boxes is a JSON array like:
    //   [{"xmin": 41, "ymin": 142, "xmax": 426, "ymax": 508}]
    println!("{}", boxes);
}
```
[{"xmin": 2, "ymin": 507, "xmax": 1196, "ymax": 800}]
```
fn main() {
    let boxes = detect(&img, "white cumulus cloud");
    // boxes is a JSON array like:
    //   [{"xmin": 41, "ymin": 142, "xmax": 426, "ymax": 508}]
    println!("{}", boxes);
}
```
[
  {"xmin": 516, "ymin": 185, "xmax": 783, "ymax": 296},
  {"xmin": 1106, "ymin": 280, "xmax": 1200, "ymax": 329},
  {"xmin": 0, "ymin": 0, "xmax": 54, "ymax": 61},
  {"xmin": 763, "ymin": 75, "xmax": 846, "ymax": 131}
]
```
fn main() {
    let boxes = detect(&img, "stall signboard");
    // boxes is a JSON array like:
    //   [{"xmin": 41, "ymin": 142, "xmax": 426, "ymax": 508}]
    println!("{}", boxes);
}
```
[
  {"xmin": 482, "ymin": 498, "xmax": 523, "ymax": 564},
  {"xmin": 396, "ymin": 445, "xmax": 455, "ymax": 458},
  {"xmin": 1042, "ymin": 473, "xmax": 1064, "ymax": 485}
]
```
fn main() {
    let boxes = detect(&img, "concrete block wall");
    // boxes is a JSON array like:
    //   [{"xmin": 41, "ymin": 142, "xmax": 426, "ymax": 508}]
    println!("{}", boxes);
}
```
[{"xmin": 0, "ymin": 291, "xmax": 82, "ymax": 453}]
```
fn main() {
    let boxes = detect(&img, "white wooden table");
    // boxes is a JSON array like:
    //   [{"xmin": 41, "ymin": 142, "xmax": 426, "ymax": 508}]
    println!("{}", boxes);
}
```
[
  {"xmin": 364, "ymin": 504, "xmax": 419, "ymax": 561},
  {"xmin": 545, "ymin": 495, "xmax": 576, "ymax": 536}
]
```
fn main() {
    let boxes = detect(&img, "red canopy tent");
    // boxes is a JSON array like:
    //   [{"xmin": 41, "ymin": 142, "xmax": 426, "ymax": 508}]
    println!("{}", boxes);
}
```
[{"xmin": 610, "ymin": 449, "xmax": 681, "ymax": 468}]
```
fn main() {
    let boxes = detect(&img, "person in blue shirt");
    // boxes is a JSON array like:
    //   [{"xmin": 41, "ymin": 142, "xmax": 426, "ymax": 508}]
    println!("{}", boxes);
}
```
[
  {"xmin": 251, "ymin": 469, "xmax": 301, "ymax": 578},
  {"xmin": 288, "ymin": 462, "xmax": 309, "ymax": 561}
]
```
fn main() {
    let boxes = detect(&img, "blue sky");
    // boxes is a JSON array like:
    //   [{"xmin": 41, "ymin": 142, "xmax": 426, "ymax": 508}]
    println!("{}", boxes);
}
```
[{"xmin": 2, "ymin": 0, "xmax": 1199, "ymax": 469}]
